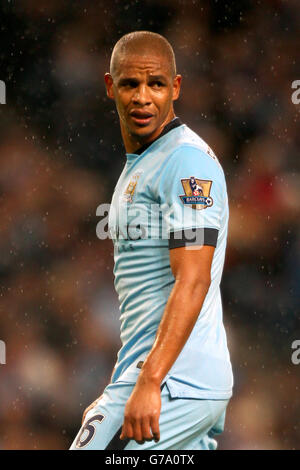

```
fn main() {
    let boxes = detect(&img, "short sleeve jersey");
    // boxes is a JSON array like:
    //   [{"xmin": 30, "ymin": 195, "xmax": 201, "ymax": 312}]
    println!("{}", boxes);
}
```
[{"xmin": 108, "ymin": 119, "xmax": 233, "ymax": 399}]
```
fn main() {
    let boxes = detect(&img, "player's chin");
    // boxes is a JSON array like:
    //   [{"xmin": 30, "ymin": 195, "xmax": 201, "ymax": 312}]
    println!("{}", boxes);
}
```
[{"xmin": 129, "ymin": 121, "xmax": 157, "ymax": 138}]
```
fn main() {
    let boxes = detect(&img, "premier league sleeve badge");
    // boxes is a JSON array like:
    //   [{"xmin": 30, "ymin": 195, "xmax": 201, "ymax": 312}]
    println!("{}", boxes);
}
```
[{"xmin": 179, "ymin": 177, "xmax": 213, "ymax": 210}]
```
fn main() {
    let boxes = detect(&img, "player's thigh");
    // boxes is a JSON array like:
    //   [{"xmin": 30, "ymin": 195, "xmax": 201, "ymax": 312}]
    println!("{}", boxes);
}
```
[
  {"xmin": 70, "ymin": 381, "xmax": 134, "ymax": 450},
  {"xmin": 125, "ymin": 385, "xmax": 229, "ymax": 450}
]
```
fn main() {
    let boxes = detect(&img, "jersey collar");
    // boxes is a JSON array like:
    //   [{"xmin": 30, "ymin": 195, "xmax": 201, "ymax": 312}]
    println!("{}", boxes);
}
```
[{"xmin": 128, "ymin": 117, "xmax": 183, "ymax": 156}]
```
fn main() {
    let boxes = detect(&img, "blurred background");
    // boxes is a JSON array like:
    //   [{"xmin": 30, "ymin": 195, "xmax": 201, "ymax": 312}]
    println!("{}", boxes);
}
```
[{"xmin": 0, "ymin": 0, "xmax": 299, "ymax": 450}]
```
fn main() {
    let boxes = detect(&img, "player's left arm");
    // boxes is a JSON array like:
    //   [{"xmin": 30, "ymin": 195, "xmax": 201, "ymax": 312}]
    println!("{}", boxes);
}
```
[{"xmin": 120, "ymin": 244, "xmax": 215, "ymax": 444}]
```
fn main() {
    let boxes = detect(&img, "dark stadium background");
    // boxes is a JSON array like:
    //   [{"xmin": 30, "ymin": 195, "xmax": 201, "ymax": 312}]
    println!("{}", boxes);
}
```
[{"xmin": 0, "ymin": 0, "xmax": 299, "ymax": 450}]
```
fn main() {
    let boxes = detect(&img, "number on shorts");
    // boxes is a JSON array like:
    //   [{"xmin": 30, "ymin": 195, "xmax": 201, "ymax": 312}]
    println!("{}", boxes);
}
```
[{"xmin": 76, "ymin": 414, "xmax": 105, "ymax": 448}]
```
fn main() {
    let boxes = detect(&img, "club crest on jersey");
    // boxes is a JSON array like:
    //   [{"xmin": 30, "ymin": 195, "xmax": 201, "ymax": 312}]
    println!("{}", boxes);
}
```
[
  {"xmin": 179, "ymin": 177, "xmax": 213, "ymax": 210},
  {"xmin": 123, "ymin": 170, "xmax": 143, "ymax": 203}
]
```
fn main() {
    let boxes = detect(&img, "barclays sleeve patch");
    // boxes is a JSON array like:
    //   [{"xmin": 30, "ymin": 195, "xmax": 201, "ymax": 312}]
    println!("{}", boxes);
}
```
[{"xmin": 179, "ymin": 176, "xmax": 213, "ymax": 210}]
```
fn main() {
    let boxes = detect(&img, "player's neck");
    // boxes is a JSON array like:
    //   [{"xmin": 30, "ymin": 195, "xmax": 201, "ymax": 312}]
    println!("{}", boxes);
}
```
[{"xmin": 121, "ymin": 110, "xmax": 176, "ymax": 154}]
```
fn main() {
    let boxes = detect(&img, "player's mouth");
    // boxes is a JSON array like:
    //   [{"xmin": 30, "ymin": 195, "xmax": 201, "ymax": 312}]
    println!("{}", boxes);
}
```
[{"xmin": 129, "ymin": 110, "xmax": 154, "ymax": 126}]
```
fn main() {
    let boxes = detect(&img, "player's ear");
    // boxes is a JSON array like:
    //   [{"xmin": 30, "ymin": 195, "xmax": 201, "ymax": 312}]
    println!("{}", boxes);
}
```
[
  {"xmin": 172, "ymin": 74, "xmax": 182, "ymax": 101},
  {"xmin": 104, "ymin": 73, "xmax": 115, "ymax": 100}
]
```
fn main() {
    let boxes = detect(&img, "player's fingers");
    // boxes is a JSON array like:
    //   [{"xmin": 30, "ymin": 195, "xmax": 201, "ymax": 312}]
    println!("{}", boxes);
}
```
[
  {"xmin": 82, "ymin": 395, "xmax": 102, "ymax": 425},
  {"xmin": 141, "ymin": 417, "xmax": 153, "ymax": 442},
  {"xmin": 120, "ymin": 419, "xmax": 134, "ymax": 440},
  {"xmin": 81, "ymin": 404, "xmax": 93, "ymax": 424},
  {"xmin": 150, "ymin": 414, "xmax": 160, "ymax": 442},
  {"xmin": 132, "ymin": 418, "xmax": 144, "ymax": 444}
]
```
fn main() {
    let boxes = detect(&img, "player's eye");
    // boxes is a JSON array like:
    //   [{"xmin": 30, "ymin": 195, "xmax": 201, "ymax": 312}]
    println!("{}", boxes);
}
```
[
  {"xmin": 120, "ymin": 80, "xmax": 139, "ymax": 88},
  {"xmin": 150, "ymin": 81, "xmax": 165, "ymax": 88},
  {"xmin": 128, "ymin": 80, "xmax": 139, "ymax": 88}
]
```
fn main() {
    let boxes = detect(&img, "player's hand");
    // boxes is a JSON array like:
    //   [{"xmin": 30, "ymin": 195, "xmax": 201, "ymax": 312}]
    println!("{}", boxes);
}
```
[
  {"xmin": 82, "ymin": 395, "xmax": 102, "ymax": 425},
  {"xmin": 120, "ymin": 380, "xmax": 161, "ymax": 444}
]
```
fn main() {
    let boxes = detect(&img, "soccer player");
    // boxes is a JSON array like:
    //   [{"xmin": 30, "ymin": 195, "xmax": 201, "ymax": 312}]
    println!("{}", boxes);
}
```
[{"xmin": 70, "ymin": 31, "xmax": 233, "ymax": 450}]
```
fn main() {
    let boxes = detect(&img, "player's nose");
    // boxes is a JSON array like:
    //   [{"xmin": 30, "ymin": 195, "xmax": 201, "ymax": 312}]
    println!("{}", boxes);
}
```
[{"xmin": 132, "ymin": 84, "xmax": 152, "ymax": 106}]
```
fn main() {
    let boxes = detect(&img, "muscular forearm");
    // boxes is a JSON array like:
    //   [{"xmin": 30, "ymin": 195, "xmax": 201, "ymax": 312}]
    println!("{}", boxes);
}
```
[{"xmin": 138, "ymin": 278, "xmax": 210, "ymax": 386}]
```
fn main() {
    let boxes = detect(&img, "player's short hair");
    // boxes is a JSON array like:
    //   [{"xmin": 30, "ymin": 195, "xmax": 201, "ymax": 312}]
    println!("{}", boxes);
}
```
[{"xmin": 110, "ymin": 31, "xmax": 177, "ymax": 79}]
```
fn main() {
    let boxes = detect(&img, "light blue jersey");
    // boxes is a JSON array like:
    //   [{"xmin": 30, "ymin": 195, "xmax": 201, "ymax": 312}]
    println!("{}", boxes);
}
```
[{"xmin": 108, "ymin": 118, "xmax": 233, "ymax": 400}]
